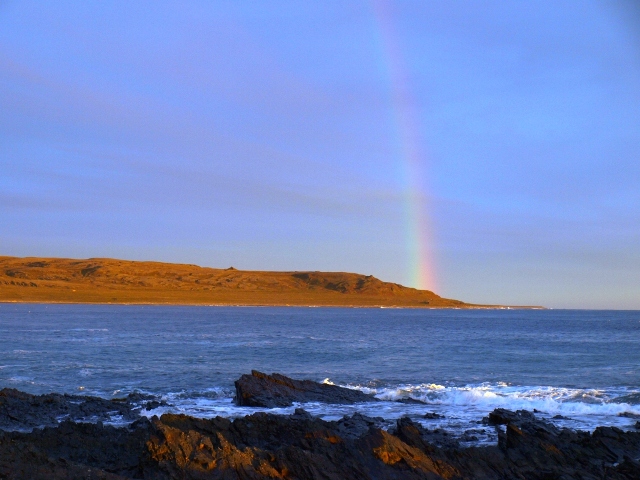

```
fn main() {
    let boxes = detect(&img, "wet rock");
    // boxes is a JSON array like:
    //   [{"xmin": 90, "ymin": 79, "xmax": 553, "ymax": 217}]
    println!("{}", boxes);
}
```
[
  {"xmin": 393, "ymin": 417, "xmax": 469, "ymax": 450},
  {"xmin": 234, "ymin": 370, "xmax": 377, "ymax": 407},
  {"xmin": 619, "ymin": 411, "xmax": 640, "ymax": 419},
  {"xmin": 2, "ymin": 390, "xmax": 640, "ymax": 480},
  {"xmin": 458, "ymin": 433, "xmax": 479, "ymax": 443},
  {"xmin": 483, "ymin": 408, "xmax": 536, "ymax": 426},
  {"xmin": 0, "ymin": 388, "xmax": 143, "ymax": 431},
  {"xmin": 395, "ymin": 397, "xmax": 427, "ymax": 405},
  {"xmin": 424, "ymin": 412, "xmax": 445, "ymax": 419},
  {"xmin": 333, "ymin": 412, "xmax": 385, "ymax": 440},
  {"xmin": 144, "ymin": 400, "xmax": 164, "ymax": 410},
  {"xmin": 290, "ymin": 407, "xmax": 314, "ymax": 420},
  {"xmin": 125, "ymin": 392, "xmax": 158, "ymax": 403},
  {"xmin": 421, "ymin": 428, "xmax": 461, "ymax": 450}
]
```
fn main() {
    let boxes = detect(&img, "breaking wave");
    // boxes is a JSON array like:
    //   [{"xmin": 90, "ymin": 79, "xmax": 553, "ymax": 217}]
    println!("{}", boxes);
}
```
[{"xmin": 134, "ymin": 381, "xmax": 640, "ymax": 447}]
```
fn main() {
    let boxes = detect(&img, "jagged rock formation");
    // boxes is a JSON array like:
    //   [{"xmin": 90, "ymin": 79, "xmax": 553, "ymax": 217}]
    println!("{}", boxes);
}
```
[
  {"xmin": 0, "ymin": 388, "xmax": 158, "ymax": 432},
  {"xmin": 234, "ymin": 370, "xmax": 378, "ymax": 407},
  {"xmin": 1, "ymin": 406, "xmax": 639, "ymax": 479},
  {"xmin": 1, "ymin": 378, "xmax": 639, "ymax": 479}
]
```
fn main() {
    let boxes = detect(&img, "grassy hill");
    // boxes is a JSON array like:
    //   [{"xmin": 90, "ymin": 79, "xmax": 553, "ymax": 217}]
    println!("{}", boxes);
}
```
[{"xmin": 0, "ymin": 256, "xmax": 488, "ymax": 307}]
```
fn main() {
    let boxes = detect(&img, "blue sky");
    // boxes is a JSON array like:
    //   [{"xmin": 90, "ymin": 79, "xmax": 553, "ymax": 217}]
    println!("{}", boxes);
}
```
[{"xmin": 1, "ymin": 1, "xmax": 639, "ymax": 308}]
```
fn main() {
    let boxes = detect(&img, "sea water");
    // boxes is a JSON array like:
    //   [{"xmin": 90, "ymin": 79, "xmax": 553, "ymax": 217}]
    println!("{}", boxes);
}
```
[{"xmin": 1, "ymin": 304, "xmax": 638, "ymax": 445}]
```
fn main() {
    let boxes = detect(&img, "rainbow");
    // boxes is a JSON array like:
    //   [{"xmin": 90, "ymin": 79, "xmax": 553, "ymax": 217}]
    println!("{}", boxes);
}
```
[{"xmin": 372, "ymin": 0, "xmax": 437, "ymax": 292}]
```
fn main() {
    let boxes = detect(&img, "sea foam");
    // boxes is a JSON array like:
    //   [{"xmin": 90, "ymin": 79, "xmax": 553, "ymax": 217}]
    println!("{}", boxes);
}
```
[{"xmin": 134, "ymin": 381, "xmax": 640, "ymax": 447}]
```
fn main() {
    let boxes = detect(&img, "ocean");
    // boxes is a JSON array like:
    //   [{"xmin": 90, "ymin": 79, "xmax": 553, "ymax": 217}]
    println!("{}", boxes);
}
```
[{"xmin": 1, "ymin": 304, "xmax": 638, "ymax": 445}]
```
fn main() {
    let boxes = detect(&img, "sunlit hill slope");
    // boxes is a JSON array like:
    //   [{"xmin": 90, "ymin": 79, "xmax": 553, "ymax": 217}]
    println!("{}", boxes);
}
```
[{"xmin": 0, "ymin": 256, "xmax": 484, "ymax": 307}]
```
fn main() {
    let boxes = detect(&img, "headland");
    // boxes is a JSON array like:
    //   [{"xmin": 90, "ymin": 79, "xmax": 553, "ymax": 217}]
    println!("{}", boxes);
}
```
[{"xmin": 0, "ymin": 256, "xmax": 539, "ymax": 308}]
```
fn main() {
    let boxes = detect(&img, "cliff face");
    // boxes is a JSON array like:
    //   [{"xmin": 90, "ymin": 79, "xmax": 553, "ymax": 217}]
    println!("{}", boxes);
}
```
[{"xmin": 0, "ymin": 256, "xmax": 471, "ymax": 307}]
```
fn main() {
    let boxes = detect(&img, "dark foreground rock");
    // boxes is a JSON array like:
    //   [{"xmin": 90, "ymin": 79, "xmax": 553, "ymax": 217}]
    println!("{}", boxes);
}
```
[
  {"xmin": 0, "ymin": 388, "xmax": 155, "ymax": 431},
  {"xmin": 1, "ymin": 403, "xmax": 640, "ymax": 479},
  {"xmin": 235, "ymin": 370, "xmax": 377, "ymax": 407}
]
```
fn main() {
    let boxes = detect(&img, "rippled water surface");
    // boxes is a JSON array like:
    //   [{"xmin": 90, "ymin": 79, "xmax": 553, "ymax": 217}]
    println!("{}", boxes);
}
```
[{"xmin": 1, "ymin": 304, "xmax": 638, "ymax": 442}]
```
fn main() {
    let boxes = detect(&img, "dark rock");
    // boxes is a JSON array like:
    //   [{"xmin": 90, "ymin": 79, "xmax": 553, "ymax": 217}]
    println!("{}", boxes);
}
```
[
  {"xmin": 291, "ymin": 407, "xmax": 314, "ymax": 420},
  {"xmin": 125, "ymin": 391, "xmax": 158, "ymax": 403},
  {"xmin": 392, "ymin": 416, "xmax": 436, "ymax": 453},
  {"xmin": 618, "ymin": 411, "xmax": 640, "ymax": 419},
  {"xmin": 0, "ymin": 388, "xmax": 143, "ymax": 431},
  {"xmin": 234, "ymin": 370, "xmax": 377, "ymax": 407},
  {"xmin": 424, "ymin": 412, "xmax": 445, "ymax": 419},
  {"xmin": 144, "ymin": 400, "xmax": 164, "ymax": 410},
  {"xmin": 421, "ymin": 428, "xmax": 461, "ymax": 450},
  {"xmin": 395, "ymin": 397, "xmax": 427, "ymax": 405},
  {"xmin": 392, "ymin": 417, "xmax": 463, "ymax": 450},
  {"xmin": 490, "ymin": 409, "xmax": 565, "ymax": 445},
  {"xmin": 333, "ymin": 412, "xmax": 385, "ymax": 440},
  {"xmin": 2, "ymin": 389, "xmax": 640, "ymax": 479},
  {"xmin": 0, "ymin": 418, "xmax": 151, "ymax": 479},
  {"xmin": 458, "ymin": 432, "xmax": 479, "ymax": 443},
  {"xmin": 483, "ymin": 408, "xmax": 536, "ymax": 426}
]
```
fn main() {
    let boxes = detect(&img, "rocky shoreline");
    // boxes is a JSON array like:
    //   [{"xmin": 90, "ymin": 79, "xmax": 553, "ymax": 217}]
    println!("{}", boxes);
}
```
[{"xmin": 1, "ymin": 373, "xmax": 639, "ymax": 479}]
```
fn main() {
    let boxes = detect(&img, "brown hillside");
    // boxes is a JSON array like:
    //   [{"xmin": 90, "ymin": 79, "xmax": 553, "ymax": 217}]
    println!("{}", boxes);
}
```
[{"xmin": 0, "ymin": 256, "xmax": 481, "ymax": 307}]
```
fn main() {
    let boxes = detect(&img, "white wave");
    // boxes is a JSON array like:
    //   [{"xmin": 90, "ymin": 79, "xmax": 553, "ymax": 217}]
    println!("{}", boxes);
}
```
[
  {"xmin": 133, "ymin": 382, "xmax": 640, "ymax": 447},
  {"xmin": 362, "ymin": 383, "xmax": 640, "ymax": 415}
]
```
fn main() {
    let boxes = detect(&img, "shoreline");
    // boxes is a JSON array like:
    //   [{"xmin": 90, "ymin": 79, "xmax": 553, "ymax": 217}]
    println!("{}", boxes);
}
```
[
  {"xmin": 0, "ymin": 299, "xmax": 545, "ymax": 309},
  {"xmin": 1, "ymin": 385, "xmax": 638, "ymax": 479}
]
